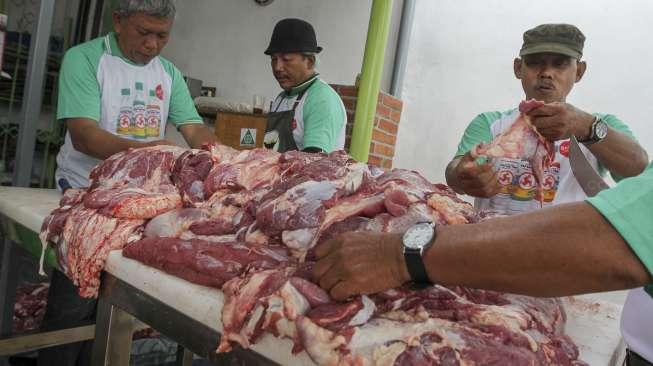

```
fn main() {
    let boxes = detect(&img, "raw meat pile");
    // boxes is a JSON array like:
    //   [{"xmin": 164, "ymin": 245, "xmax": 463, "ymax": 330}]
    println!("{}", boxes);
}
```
[
  {"xmin": 40, "ymin": 145, "xmax": 185, "ymax": 297},
  {"xmin": 41, "ymin": 143, "xmax": 585, "ymax": 365},
  {"xmin": 472, "ymin": 99, "xmax": 555, "ymax": 205},
  {"xmin": 12, "ymin": 282, "xmax": 49, "ymax": 334}
]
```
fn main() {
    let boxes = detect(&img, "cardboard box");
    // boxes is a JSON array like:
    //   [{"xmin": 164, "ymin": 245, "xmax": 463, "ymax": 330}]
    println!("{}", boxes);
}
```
[{"xmin": 214, "ymin": 111, "xmax": 267, "ymax": 150}]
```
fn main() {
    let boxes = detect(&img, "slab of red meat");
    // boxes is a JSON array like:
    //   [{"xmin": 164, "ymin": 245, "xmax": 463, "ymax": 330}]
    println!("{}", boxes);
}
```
[
  {"xmin": 254, "ymin": 155, "xmax": 370, "ymax": 253},
  {"xmin": 203, "ymin": 148, "xmax": 282, "ymax": 196},
  {"xmin": 83, "ymin": 185, "xmax": 181, "ymax": 219},
  {"xmin": 295, "ymin": 287, "xmax": 581, "ymax": 366},
  {"xmin": 88, "ymin": 145, "xmax": 185, "ymax": 190},
  {"xmin": 84, "ymin": 145, "xmax": 185, "ymax": 219},
  {"xmin": 39, "ymin": 188, "xmax": 88, "ymax": 275},
  {"xmin": 217, "ymin": 267, "xmax": 331, "ymax": 353},
  {"xmin": 472, "ymin": 99, "xmax": 555, "ymax": 205},
  {"xmin": 285, "ymin": 169, "xmax": 471, "ymax": 255},
  {"xmin": 123, "ymin": 237, "xmax": 288, "ymax": 288},
  {"xmin": 58, "ymin": 205, "xmax": 144, "ymax": 297},
  {"xmin": 40, "ymin": 145, "xmax": 194, "ymax": 297},
  {"xmin": 171, "ymin": 149, "xmax": 214, "ymax": 205},
  {"xmin": 307, "ymin": 295, "xmax": 376, "ymax": 332}
]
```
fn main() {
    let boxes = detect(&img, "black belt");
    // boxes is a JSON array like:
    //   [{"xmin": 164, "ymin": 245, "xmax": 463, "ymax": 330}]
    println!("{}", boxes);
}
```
[{"xmin": 626, "ymin": 349, "xmax": 653, "ymax": 366}]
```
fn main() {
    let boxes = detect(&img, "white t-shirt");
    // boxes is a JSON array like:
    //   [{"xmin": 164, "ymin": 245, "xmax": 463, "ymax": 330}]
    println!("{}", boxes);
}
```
[{"xmin": 621, "ymin": 288, "xmax": 653, "ymax": 362}]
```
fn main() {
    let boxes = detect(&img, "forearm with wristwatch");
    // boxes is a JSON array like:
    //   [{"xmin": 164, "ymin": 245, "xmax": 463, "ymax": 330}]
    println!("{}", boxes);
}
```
[
  {"xmin": 401, "ymin": 222, "xmax": 436, "ymax": 285},
  {"xmin": 578, "ymin": 115, "xmax": 608, "ymax": 145},
  {"xmin": 576, "ymin": 114, "xmax": 648, "ymax": 177}
]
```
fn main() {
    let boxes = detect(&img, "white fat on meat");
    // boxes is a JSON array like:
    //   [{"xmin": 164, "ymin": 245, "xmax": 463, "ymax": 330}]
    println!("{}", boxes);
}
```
[
  {"xmin": 282, "ymin": 228, "xmax": 318, "ymax": 250},
  {"xmin": 144, "ymin": 208, "xmax": 210, "ymax": 238},
  {"xmin": 296, "ymin": 316, "xmax": 354, "ymax": 366},
  {"xmin": 348, "ymin": 295, "xmax": 376, "ymax": 327},
  {"xmin": 371, "ymin": 342, "xmax": 407, "ymax": 366},
  {"xmin": 347, "ymin": 318, "xmax": 466, "ymax": 362}
]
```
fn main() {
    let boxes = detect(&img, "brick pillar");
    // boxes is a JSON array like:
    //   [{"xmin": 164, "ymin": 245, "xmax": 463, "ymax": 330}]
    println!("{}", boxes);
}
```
[{"xmin": 331, "ymin": 84, "xmax": 403, "ymax": 169}]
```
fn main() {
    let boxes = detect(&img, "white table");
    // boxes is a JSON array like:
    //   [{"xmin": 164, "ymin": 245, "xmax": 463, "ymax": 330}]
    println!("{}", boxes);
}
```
[{"xmin": 0, "ymin": 186, "xmax": 626, "ymax": 365}]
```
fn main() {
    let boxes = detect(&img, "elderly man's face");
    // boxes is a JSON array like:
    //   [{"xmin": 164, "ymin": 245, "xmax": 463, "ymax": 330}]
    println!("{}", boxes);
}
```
[
  {"xmin": 113, "ymin": 12, "xmax": 172, "ymax": 65},
  {"xmin": 270, "ymin": 53, "xmax": 315, "ymax": 91},
  {"xmin": 514, "ymin": 53, "xmax": 586, "ymax": 103}
]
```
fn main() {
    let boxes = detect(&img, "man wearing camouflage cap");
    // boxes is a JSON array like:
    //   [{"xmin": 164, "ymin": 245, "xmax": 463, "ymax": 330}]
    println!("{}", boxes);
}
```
[
  {"xmin": 444, "ymin": 23, "xmax": 651, "ymax": 365},
  {"xmin": 445, "ymin": 23, "xmax": 647, "ymax": 215}
]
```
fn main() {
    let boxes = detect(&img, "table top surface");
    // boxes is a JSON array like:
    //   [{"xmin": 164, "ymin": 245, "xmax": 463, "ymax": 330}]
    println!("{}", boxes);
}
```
[{"xmin": 0, "ymin": 186, "xmax": 626, "ymax": 365}]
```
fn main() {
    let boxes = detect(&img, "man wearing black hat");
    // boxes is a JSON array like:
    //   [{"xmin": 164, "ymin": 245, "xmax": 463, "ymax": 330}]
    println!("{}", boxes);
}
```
[
  {"xmin": 263, "ymin": 18, "xmax": 346, "ymax": 153},
  {"xmin": 445, "ymin": 23, "xmax": 647, "ymax": 214}
]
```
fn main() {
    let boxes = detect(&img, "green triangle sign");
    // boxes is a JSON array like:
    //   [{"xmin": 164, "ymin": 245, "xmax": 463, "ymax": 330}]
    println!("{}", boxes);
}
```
[{"xmin": 241, "ymin": 129, "xmax": 255, "ymax": 146}]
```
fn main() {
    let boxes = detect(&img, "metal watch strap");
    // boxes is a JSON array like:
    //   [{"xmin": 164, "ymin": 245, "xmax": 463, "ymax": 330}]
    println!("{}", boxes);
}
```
[{"xmin": 404, "ymin": 247, "xmax": 430, "ymax": 284}]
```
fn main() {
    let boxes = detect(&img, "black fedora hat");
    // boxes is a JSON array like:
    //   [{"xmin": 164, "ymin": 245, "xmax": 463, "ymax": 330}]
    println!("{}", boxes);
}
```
[{"xmin": 264, "ymin": 18, "xmax": 323, "ymax": 55}]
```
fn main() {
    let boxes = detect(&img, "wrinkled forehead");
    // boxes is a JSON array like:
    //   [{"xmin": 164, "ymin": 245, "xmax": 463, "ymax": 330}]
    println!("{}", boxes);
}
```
[
  {"xmin": 270, "ymin": 52, "xmax": 305, "ymax": 60},
  {"xmin": 522, "ymin": 52, "xmax": 578, "ymax": 63}
]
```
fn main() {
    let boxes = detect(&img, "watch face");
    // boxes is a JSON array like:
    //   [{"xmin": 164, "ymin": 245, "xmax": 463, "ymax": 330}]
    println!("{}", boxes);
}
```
[
  {"xmin": 595, "ymin": 120, "xmax": 608, "ymax": 139},
  {"xmin": 403, "ymin": 223, "xmax": 434, "ymax": 249}
]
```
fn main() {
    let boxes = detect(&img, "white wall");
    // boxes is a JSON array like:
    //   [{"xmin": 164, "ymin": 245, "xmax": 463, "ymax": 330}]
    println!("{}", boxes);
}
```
[
  {"xmin": 394, "ymin": 0, "xmax": 653, "ymax": 183},
  {"xmin": 162, "ymin": 0, "xmax": 403, "ymax": 104}
]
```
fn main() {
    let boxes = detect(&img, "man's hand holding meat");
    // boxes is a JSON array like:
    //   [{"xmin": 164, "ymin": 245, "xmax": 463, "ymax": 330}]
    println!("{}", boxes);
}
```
[
  {"xmin": 527, "ymin": 102, "xmax": 647, "ymax": 178},
  {"xmin": 313, "ymin": 232, "xmax": 410, "ymax": 301},
  {"xmin": 445, "ymin": 153, "xmax": 502, "ymax": 197},
  {"xmin": 527, "ymin": 102, "xmax": 595, "ymax": 141},
  {"xmin": 314, "ymin": 199, "xmax": 653, "ymax": 300}
]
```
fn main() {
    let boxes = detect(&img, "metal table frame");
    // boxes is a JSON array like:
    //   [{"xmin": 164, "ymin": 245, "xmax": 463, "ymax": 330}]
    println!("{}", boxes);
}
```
[
  {"xmin": 0, "ymin": 218, "xmax": 96, "ymax": 365},
  {"xmin": 91, "ymin": 272, "xmax": 277, "ymax": 366}
]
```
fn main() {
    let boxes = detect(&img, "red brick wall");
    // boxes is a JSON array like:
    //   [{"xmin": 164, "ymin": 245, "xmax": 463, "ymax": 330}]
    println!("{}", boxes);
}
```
[{"xmin": 331, "ymin": 84, "xmax": 403, "ymax": 169}]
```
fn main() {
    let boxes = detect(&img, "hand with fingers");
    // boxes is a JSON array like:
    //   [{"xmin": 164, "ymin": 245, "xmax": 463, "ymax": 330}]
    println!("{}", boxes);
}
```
[
  {"xmin": 526, "ymin": 102, "xmax": 594, "ymax": 141},
  {"xmin": 312, "ymin": 232, "xmax": 410, "ymax": 301},
  {"xmin": 453, "ymin": 153, "xmax": 502, "ymax": 198}
]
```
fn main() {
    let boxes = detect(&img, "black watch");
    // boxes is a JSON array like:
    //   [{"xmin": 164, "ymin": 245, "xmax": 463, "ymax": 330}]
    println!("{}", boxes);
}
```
[
  {"xmin": 402, "ymin": 222, "xmax": 435, "ymax": 284},
  {"xmin": 580, "ymin": 116, "xmax": 608, "ymax": 145}
]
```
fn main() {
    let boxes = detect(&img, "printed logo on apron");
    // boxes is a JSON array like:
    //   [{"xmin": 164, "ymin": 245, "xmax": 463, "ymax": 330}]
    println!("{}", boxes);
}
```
[
  {"xmin": 264, "ymin": 130, "xmax": 280, "ymax": 151},
  {"xmin": 487, "ymin": 157, "xmax": 561, "ymax": 213},
  {"xmin": 264, "ymin": 81, "xmax": 314, "ymax": 153}
]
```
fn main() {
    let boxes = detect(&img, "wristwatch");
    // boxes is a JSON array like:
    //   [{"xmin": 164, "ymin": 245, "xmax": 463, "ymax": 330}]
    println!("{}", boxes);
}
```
[
  {"xmin": 580, "ymin": 116, "xmax": 608, "ymax": 145},
  {"xmin": 402, "ymin": 222, "xmax": 436, "ymax": 284}
]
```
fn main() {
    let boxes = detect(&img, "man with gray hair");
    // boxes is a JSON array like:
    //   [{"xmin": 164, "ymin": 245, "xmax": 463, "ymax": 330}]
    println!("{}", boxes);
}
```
[
  {"xmin": 54, "ymin": 0, "xmax": 216, "ymax": 190},
  {"xmin": 263, "ymin": 18, "xmax": 346, "ymax": 153},
  {"xmin": 41, "ymin": 1, "xmax": 216, "ymax": 364}
]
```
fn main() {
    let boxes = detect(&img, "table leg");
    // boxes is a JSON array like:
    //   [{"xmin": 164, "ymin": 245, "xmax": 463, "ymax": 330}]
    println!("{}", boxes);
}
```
[
  {"xmin": 0, "ymin": 239, "xmax": 19, "ymax": 366},
  {"xmin": 175, "ymin": 344, "xmax": 194, "ymax": 366},
  {"xmin": 0, "ymin": 239, "xmax": 19, "ymax": 337},
  {"xmin": 91, "ymin": 294, "xmax": 135, "ymax": 366}
]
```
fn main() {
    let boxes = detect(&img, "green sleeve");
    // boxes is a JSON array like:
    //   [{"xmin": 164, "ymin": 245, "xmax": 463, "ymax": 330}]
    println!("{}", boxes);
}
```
[
  {"xmin": 302, "ymin": 85, "xmax": 345, "ymax": 153},
  {"xmin": 587, "ymin": 162, "xmax": 653, "ymax": 280},
  {"xmin": 160, "ymin": 58, "xmax": 202, "ymax": 127},
  {"xmin": 454, "ymin": 112, "xmax": 500, "ymax": 156},
  {"xmin": 594, "ymin": 113, "xmax": 638, "ymax": 182},
  {"xmin": 56, "ymin": 46, "xmax": 102, "ymax": 122},
  {"xmin": 598, "ymin": 113, "xmax": 635, "ymax": 139}
]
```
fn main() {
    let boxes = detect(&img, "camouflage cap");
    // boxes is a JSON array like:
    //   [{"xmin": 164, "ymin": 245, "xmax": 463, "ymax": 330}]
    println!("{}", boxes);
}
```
[{"xmin": 520, "ymin": 23, "xmax": 585, "ymax": 59}]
